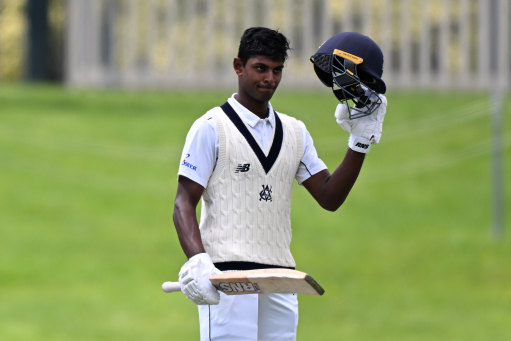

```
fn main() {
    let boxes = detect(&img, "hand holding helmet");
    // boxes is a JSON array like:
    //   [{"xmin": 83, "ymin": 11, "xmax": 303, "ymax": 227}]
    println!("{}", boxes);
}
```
[
  {"xmin": 335, "ymin": 92, "xmax": 387, "ymax": 153},
  {"xmin": 311, "ymin": 32, "xmax": 388, "ymax": 153}
]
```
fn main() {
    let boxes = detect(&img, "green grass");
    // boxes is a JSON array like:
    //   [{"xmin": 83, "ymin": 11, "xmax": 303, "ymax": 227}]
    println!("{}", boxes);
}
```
[{"xmin": 0, "ymin": 85, "xmax": 510, "ymax": 340}]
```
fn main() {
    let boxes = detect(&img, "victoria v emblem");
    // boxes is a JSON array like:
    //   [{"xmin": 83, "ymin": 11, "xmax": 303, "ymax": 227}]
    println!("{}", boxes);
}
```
[{"xmin": 259, "ymin": 185, "xmax": 272, "ymax": 202}]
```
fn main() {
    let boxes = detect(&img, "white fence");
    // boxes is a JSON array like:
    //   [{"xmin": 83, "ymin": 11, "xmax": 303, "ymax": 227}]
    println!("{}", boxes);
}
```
[{"xmin": 66, "ymin": 0, "xmax": 510, "ymax": 90}]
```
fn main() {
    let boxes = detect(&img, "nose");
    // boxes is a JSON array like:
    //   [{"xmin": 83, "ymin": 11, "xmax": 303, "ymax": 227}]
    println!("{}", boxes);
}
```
[
  {"xmin": 263, "ymin": 70, "xmax": 278, "ymax": 85},
  {"xmin": 263, "ymin": 70, "xmax": 273, "ymax": 82}
]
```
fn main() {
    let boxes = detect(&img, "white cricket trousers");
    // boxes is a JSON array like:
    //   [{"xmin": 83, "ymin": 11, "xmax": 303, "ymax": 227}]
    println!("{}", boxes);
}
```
[{"xmin": 198, "ymin": 292, "xmax": 299, "ymax": 341}]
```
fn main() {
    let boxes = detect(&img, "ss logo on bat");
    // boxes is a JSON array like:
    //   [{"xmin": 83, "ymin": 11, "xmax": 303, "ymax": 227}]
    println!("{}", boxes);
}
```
[{"xmin": 215, "ymin": 281, "xmax": 261, "ymax": 293}]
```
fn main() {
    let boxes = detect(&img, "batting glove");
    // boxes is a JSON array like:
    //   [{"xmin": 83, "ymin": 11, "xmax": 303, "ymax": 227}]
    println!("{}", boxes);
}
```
[
  {"xmin": 179, "ymin": 253, "xmax": 221, "ymax": 305},
  {"xmin": 335, "ymin": 93, "xmax": 387, "ymax": 153}
]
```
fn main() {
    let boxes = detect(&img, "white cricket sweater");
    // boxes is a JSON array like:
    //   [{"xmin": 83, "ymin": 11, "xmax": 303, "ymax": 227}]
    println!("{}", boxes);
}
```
[{"xmin": 199, "ymin": 103, "xmax": 304, "ymax": 268}]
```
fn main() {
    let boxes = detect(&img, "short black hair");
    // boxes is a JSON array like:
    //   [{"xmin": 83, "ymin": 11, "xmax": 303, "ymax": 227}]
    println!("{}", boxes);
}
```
[{"xmin": 237, "ymin": 27, "xmax": 290, "ymax": 65}]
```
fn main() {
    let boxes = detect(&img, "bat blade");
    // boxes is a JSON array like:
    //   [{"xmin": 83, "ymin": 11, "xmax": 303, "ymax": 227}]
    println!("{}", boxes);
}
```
[
  {"xmin": 211, "ymin": 268, "xmax": 324, "ymax": 295},
  {"xmin": 162, "ymin": 268, "xmax": 324, "ymax": 295}
]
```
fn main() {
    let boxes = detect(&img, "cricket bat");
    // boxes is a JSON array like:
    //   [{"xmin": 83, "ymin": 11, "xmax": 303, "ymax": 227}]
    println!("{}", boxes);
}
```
[{"xmin": 162, "ymin": 268, "xmax": 325, "ymax": 295}]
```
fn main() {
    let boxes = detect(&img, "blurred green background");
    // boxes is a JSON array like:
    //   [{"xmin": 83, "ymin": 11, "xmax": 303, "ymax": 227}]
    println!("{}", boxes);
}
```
[
  {"xmin": 0, "ymin": 86, "xmax": 509, "ymax": 340},
  {"xmin": 1, "ymin": 0, "xmax": 510, "ymax": 340}
]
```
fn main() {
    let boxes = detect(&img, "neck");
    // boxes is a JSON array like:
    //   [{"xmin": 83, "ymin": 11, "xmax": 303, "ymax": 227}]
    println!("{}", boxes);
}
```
[{"xmin": 234, "ymin": 94, "xmax": 269, "ymax": 119}]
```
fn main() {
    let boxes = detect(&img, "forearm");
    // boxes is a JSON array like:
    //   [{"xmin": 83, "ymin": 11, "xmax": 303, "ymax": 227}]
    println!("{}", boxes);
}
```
[
  {"xmin": 304, "ymin": 148, "xmax": 365, "ymax": 211},
  {"xmin": 173, "ymin": 202, "xmax": 206, "ymax": 258},
  {"xmin": 173, "ymin": 176, "xmax": 207, "ymax": 259},
  {"xmin": 321, "ymin": 149, "xmax": 365, "ymax": 210}
]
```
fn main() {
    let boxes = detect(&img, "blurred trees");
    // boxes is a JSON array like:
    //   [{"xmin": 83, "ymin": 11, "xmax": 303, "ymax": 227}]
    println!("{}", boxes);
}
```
[{"xmin": 0, "ymin": 0, "xmax": 25, "ymax": 80}]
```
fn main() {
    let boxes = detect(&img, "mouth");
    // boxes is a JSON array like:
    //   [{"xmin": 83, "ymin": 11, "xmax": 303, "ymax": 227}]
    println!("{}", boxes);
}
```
[{"xmin": 258, "ymin": 85, "xmax": 275, "ymax": 91}]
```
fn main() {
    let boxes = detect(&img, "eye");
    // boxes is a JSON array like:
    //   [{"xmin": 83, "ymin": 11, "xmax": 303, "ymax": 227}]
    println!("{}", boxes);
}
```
[{"xmin": 255, "ymin": 64, "xmax": 267, "ymax": 72}]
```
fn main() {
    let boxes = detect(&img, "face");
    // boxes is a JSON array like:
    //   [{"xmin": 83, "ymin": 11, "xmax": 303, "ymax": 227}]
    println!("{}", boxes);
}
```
[{"xmin": 234, "ymin": 56, "xmax": 284, "ymax": 105}]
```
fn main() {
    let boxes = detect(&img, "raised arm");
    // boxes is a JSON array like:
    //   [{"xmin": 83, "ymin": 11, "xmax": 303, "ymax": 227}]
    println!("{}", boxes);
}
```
[{"xmin": 303, "ymin": 94, "xmax": 387, "ymax": 212}]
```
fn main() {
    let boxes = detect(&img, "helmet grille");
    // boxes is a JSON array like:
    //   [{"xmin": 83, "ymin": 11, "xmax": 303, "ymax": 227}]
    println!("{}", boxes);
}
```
[{"xmin": 310, "ymin": 54, "xmax": 333, "ymax": 74}]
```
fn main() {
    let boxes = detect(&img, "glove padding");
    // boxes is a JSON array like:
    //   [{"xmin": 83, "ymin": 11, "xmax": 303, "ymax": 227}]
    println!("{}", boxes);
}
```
[
  {"xmin": 179, "ymin": 253, "xmax": 221, "ymax": 305},
  {"xmin": 335, "ymin": 94, "xmax": 387, "ymax": 153}
]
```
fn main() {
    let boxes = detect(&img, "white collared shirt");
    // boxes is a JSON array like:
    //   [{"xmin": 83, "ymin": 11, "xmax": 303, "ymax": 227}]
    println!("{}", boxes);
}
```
[
  {"xmin": 228, "ymin": 95, "xmax": 276, "ymax": 152},
  {"xmin": 178, "ymin": 94, "xmax": 327, "ymax": 188}
]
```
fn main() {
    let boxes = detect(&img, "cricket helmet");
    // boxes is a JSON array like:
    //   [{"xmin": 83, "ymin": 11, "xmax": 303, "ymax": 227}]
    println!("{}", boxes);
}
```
[{"xmin": 310, "ymin": 32, "xmax": 386, "ymax": 118}]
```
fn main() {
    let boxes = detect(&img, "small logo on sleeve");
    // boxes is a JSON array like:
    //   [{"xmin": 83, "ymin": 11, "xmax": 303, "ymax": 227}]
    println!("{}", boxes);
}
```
[{"xmin": 181, "ymin": 153, "xmax": 197, "ymax": 171}]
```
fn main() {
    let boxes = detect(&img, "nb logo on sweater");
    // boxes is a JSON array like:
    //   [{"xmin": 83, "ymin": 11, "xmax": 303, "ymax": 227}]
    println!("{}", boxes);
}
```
[
  {"xmin": 235, "ymin": 163, "xmax": 251, "ymax": 173},
  {"xmin": 355, "ymin": 142, "xmax": 369, "ymax": 149}
]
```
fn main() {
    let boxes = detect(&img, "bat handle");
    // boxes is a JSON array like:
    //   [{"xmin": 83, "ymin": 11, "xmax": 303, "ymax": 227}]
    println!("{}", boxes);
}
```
[{"xmin": 162, "ymin": 281, "xmax": 181, "ymax": 293}]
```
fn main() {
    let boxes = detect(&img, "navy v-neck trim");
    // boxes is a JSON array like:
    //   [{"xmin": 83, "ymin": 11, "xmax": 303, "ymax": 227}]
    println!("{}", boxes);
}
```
[{"xmin": 220, "ymin": 102, "xmax": 283, "ymax": 174}]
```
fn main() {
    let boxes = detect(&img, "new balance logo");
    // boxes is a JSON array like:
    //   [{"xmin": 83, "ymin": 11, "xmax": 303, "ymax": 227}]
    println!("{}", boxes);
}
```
[
  {"xmin": 355, "ymin": 142, "xmax": 369, "ymax": 149},
  {"xmin": 235, "ymin": 163, "xmax": 250, "ymax": 173}
]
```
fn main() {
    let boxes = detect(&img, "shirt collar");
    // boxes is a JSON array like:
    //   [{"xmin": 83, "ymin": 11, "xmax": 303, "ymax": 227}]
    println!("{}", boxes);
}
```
[{"xmin": 227, "ymin": 94, "xmax": 275, "ymax": 129}]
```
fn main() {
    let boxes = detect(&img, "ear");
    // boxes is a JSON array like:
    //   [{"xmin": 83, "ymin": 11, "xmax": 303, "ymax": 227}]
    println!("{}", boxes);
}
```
[{"xmin": 233, "ymin": 57, "xmax": 243, "ymax": 76}]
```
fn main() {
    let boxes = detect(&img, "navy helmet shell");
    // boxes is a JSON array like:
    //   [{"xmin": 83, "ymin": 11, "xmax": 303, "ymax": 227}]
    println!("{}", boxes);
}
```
[{"xmin": 311, "ymin": 32, "xmax": 386, "ymax": 94}]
